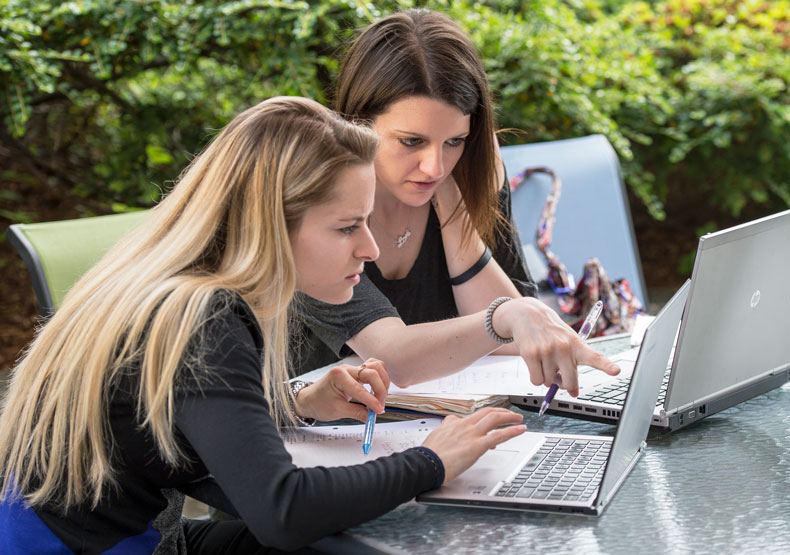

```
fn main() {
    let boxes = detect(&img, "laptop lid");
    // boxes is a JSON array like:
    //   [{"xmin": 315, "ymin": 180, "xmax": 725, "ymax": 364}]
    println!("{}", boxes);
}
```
[
  {"xmin": 664, "ymin": 209, "xmax": 790, "ymax": 413},
  {"xmin": 506, "ymin": 284, "xmax": 687, "ymax": 424},
  {"xmin": 418, "ymin": 282, "xmax": 688, "ymax": 515},
  {"xmin": 595, "ymin": 280, "xmax": 688, "ymax": 507}
]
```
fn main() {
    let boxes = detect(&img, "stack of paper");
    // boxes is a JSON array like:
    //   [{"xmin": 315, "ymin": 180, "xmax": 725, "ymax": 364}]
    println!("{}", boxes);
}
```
[{"xmin": 384, "ymin": 392, "xmax": 509, "ymax": 417}]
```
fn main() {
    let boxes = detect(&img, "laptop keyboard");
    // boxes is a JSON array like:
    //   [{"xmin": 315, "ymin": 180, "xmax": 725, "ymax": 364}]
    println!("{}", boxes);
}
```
[
  {"xmin": 577, "ymin": 371, "xmax": 670, "ymax": 406},
  {"xmin": 495, "ymin": 438, "xmax": 610, "ymax": 502}
]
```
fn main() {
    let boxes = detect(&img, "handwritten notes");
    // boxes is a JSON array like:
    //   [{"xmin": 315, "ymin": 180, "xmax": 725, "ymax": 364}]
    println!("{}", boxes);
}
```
[
  {"xmin": 298, "ymin": 355, "xmax": 535, "ymax": 396},
  {"xmin": 282, "ymin": 419, "xmax": 442, "ymax": 467}
]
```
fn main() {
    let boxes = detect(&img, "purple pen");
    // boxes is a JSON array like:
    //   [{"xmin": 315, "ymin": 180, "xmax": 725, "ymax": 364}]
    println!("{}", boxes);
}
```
[{"xmin": 538, "ymin": 300, "xmax": 604, "ymax": 417}]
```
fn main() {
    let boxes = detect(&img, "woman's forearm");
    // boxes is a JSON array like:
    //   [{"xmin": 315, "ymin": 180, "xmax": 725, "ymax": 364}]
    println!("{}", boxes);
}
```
[
  {"xmin": 347, "ymin": 297, "xmax": 620, "ymax": 390},
  {"xmin": 347, "ymin": 313, "xmax": 500, "ymax": 387}
]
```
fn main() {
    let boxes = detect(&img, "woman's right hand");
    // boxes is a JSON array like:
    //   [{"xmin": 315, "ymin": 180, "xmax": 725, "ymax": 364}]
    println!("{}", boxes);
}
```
[
  {"xmin": 491, "ymin": 296, "xmax": 620, "ymax": 396},
  {"xmin": 421, "ymin": 408, "xmax": 526, "ymax": 484}
]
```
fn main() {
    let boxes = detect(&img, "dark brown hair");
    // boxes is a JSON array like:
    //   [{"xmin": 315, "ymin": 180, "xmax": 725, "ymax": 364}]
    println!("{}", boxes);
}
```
[{"xmin": 334, "ymin": 9, "xmax": 503, "ymax": 246}]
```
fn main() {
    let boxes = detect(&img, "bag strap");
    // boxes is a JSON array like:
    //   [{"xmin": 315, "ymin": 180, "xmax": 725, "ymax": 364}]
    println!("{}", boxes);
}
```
[
  {"xmin": 510, "ymin": 167, "xmax": 574, "ymax": 295},
  {"xmin": 511, "ymin": 166, "xmax": 644, "ymax": 334}
]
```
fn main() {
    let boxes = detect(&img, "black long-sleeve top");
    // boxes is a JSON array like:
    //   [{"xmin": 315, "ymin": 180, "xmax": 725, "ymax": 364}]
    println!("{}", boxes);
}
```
[{"xmin": 15, "ymin": 295, "xmax": 442, "ymax": 553}]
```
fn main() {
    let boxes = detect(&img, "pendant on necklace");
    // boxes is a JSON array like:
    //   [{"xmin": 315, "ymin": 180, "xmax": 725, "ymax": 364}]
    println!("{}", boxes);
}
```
[{"xmin": 396, "ymin": 229, "xmax": 411, "ymax": 249}]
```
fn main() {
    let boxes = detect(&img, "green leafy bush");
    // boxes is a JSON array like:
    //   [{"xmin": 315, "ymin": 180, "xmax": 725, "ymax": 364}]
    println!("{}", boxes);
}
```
[
  {"xmin": 0, "ymin": 0, "xmax": 403, "ymax": 208},
  {"xmin": 450, "ymin": 0, "xmax": 790, "ymax": 219},
  {"xmin": 1, "ymin": 0, "xmax": 788, "ymax": 222},
  {"xmin": 620, "ymin": 0, "xmax": 790, "ymax": 217}
]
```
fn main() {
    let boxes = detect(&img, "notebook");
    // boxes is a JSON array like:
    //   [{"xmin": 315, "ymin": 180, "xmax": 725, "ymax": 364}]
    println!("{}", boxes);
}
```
[
  {"xmin": 417, "ymin": 282, "xmax": 688, "ymax": 515},
  {"xmin": 510, "ymin": 209, "xmax": 790, "ymax": 430},
  {"xmin": 293, "ymin": 356, "xmax": 517, "ymax": 418}
]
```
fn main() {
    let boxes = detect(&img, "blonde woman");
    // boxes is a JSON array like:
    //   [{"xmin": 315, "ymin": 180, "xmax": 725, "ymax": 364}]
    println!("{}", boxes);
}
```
[{"xmin": 0, "ymin": 97, "xmax": 525, "ymax": 553}]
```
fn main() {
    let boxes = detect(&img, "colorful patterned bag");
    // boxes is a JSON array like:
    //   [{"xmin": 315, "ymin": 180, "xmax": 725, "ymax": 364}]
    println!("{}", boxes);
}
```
[{"xmin": 509, "ymin": 166, "xmax": 644, "ymax": 337}]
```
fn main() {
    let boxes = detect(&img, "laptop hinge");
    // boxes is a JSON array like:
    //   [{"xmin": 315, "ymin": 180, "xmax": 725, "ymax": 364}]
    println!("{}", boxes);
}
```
[
  {"xmin": 677, "ymin": 402, "xmax": 694, "ymax": 414},
  {"xmin": 769, "ymin": 362, "xmax": 790, "ymax": 376},
  {"xmin": 671, "ymin": 363, "xmax": 790, "ymax": 415},
  {"xmin": 597, "ymin": 442, "xmax": 645, "ymax": 509}
]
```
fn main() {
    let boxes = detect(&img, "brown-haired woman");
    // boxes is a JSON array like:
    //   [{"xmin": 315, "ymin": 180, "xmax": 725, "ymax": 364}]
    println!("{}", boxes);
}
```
[{"xmin": 294, "ymin": 9, "xmax": 620, "ymax": 394}]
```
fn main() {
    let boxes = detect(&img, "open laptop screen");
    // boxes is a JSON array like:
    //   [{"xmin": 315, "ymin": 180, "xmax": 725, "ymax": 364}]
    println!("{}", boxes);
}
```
[
  {"xmin": 666, "ymin": 210, "xmax": 790, "ymax": 412},
  {"xmin": 596, "ymin": 281, "xmax": 689, "ymax": 507}
]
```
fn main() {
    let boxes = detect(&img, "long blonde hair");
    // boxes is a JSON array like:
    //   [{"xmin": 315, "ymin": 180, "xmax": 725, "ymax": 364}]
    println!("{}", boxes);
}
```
[{"xmin": 0, "ymin": 96, "xmax": 379, "ymax": 510}]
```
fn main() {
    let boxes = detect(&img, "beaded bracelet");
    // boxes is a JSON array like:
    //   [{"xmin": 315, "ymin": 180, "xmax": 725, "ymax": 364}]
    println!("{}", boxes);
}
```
[
  {"xmin": 449, "ymin": 247, "xmax": 492, "ymax": 286},
  {"xmin": 485, "ymin": 296, "xmax": 514, "ymax": 344}
]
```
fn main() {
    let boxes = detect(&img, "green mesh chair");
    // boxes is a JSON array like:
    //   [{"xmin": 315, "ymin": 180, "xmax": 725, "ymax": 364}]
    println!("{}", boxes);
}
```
[{"xmin": 7, "ymin": 211, "xmax": 150, "ymax": 317}]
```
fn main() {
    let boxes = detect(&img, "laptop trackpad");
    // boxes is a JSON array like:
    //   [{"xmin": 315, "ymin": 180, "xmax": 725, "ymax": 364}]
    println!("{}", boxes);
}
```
[
  {"xmin": 469, "ymin": 448, "xmax": 521, "ymax": 473},
  {"xmin": 448, "ymin": 447, "xmax": 528, "ymax": 495}
]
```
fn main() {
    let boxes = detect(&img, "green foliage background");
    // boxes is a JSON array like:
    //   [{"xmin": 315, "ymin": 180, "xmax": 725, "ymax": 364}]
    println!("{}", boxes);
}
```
[{"xmin": 2, "ymin": 0, "xmax": 789, "ymax": 223}]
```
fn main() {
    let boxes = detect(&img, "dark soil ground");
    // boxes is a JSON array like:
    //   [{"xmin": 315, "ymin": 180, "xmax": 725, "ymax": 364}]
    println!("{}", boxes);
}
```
[{"xmin": 1, "ymin": 173, "xmax": 87, "ymax": 371}]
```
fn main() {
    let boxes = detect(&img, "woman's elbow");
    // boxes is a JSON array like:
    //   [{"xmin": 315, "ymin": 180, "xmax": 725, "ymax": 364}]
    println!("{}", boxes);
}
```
[
  {"xmin": 384, "ymin": 360, "xmax": 422, "ymax": 388},
  {"xmin": 389, "ymin": 374, "xmax": 417, "ymax": 389}
]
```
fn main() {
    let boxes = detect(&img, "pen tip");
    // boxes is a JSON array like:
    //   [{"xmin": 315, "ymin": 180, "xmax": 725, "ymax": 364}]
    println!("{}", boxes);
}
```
[
  {"xmin": 363, "ymin": 445, "xmax": 370, "ymax": 455},
  {"xmin": 538, "ymin": 404, "xmax": 547, "ymax": 417}
]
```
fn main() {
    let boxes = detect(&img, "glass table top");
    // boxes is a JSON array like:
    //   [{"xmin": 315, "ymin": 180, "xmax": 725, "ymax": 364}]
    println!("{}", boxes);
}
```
[{"xmin": 343, "ymin": 336, "xmax": 790, "ymax": 554}]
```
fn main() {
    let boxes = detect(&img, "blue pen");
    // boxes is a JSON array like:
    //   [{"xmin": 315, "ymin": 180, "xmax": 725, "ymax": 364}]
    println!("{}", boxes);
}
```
[
  {"xmin": 538, "ymin": 300, "xmax": 603, "ymax": 417},
  {"xmin": 363, "ymin": 408, "xmax": 376, "ymax": 454}
]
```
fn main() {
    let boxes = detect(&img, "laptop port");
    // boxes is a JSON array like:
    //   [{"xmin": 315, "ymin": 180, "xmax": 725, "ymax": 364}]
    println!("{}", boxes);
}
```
[
  {"xmin": 688, "ymin": 410, "xmax": 696, "ymax": 419},
  {"xmin": 557, "ymin": 402, "xmax": 569, "ymax": 409},
  {"xmin": 573, "ymin": 405, "xmax": 582, "ymax": 411},
  {"xmin": 584, "ymin": 407, "xmax": 597, "ymax": 413},
  {"xmin": 699, "ymin": 404, "xmax": 707, "ymax": 414}
]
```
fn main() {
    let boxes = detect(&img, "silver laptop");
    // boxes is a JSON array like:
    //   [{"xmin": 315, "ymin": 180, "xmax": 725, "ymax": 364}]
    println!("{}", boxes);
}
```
[
  {"xmin": 417, "ymin": 283, "xmax": 688, "ymax": 515},
  {"xmin": 511, "ymin": 209, "xmax": 790, "ymax": 430}
]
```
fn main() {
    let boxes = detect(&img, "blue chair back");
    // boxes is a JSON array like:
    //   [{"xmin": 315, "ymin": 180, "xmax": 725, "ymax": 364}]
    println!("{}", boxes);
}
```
[{"xmin": 500, "ymin": 134, "xmax": 648, "ymax": 306}]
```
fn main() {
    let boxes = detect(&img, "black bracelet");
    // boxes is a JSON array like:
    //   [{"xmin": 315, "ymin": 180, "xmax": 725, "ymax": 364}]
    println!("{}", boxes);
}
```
[{"xmin": 449, "ymin": 247, "xmax": 492, "ymax": 286}]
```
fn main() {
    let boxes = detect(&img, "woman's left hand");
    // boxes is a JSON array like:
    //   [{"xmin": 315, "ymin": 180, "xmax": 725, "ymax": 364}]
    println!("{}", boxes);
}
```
[{"xmin": 294, "ymin": 358, "xmax": 390, "ymax": 423}]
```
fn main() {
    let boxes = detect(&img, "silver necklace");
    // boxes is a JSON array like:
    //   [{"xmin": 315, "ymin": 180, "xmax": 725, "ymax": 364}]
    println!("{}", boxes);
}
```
[{"xmin": 372, "ymin": 208, "xmax": 412, "ymax": 248}]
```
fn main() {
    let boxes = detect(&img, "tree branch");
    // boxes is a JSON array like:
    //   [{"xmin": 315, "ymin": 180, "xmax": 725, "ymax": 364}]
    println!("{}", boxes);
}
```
[{"xmin": 0, "ymin": 125, "xmax": 77, "ymax": 189}]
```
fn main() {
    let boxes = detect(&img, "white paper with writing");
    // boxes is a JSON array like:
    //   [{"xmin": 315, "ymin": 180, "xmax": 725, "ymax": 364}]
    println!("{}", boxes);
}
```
[
  {"xmin": 282, "ymin": 418, "xmax": 442, "ymax": 467},
  {"xmin": 296, "ymin": 355, "xmax": 536, "ymax": 396}
]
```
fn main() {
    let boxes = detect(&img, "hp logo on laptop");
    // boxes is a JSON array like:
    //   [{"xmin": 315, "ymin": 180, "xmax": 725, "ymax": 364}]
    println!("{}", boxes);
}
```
[{"xmin": 750, "ymin": 289, "xmax": 761, "ymax": 309}]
